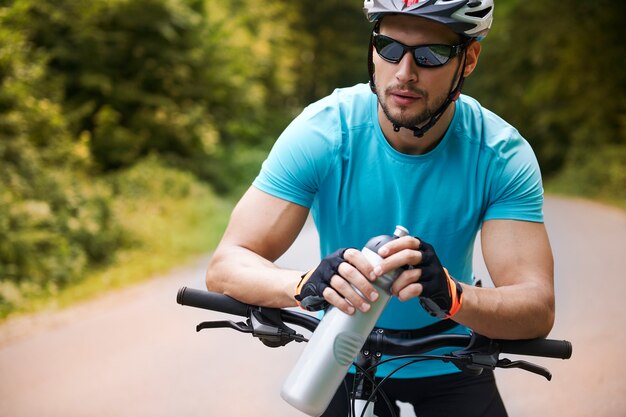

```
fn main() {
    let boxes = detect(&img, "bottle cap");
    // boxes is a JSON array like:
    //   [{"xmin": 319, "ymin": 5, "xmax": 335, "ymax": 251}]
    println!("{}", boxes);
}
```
[{"xmin": 394, "ymin": 225, "xmax": 409, "ymax": 238}]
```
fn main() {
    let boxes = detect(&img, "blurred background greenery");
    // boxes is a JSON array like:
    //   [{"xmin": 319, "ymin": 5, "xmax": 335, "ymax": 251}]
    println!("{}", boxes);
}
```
[{"xmin": 1, "ymin": 0, "xmax": 624, "ymax": 318}]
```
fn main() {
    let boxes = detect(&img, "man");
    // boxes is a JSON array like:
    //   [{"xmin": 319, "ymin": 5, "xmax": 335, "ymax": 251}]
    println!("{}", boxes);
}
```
[{"xmin": 206, "ymin": 0, "xmax": 555, "ymax": 416}]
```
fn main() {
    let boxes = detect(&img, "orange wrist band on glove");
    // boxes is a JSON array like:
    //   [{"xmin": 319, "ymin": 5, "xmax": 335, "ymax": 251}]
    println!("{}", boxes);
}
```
[{"xmin": 442, "ymin": 268, "xmax": 464, "ymax": 318}]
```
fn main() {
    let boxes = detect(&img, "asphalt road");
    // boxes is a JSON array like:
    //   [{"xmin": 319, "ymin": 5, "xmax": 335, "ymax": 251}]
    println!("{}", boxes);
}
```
[{"xmin": 0, "ymin": 196, "xmax": 624, "ymax": 417}]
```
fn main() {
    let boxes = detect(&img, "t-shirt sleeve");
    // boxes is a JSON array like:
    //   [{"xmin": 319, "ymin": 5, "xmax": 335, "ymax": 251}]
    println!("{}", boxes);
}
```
[
  {"xmin": 483, "ymin": 133, "xmax": 544, "ymax": 223},
  {"xmin": 253, "ymin": 104, "xmax": 340, "ymax": 208}
]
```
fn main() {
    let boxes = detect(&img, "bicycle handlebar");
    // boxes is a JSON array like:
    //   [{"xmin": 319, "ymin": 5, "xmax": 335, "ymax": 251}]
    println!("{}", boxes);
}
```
[
  {"xmin": 177, "ymin": 286, "xmax": 249, "ymax": 317},
  {"xmin": 176, "ymin": 287, "xmax": 572, "ymax": 360},
  {"xmin": 499, "ymin": 338, "xmax": 571, "ymax": 359}
]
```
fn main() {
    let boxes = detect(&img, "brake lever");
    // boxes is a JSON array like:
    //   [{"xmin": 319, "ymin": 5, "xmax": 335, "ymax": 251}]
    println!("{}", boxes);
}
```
[
  {"xmin": 195, "ymin": 307, "xmax": 307, "ymax": 348},
  {"xmin": 498, "ymin": 358, "xmax": 553, "ymax": 381},
  {"xmin": 197, "ymin": 320, "xmax": 252, "ymax": 333}
]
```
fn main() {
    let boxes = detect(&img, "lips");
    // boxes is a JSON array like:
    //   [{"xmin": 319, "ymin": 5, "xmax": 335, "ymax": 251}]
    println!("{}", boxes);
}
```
[
  {"xmin": 393, "ymin": 90, "xmax": 420, "ymax": 98},
  {"xmin": 390, "ymin": 90, "xmax": 422, "ymax": 106}
]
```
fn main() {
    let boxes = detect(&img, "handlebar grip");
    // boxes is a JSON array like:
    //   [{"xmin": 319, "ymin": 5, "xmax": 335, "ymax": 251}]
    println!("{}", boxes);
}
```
[
  {"xmin": 176, "ymin": 287, "xmax": 250, "ymax": 317},
  {"xmin": 498, "ymin": 338, "xmax": 572, "ymax": 359}
]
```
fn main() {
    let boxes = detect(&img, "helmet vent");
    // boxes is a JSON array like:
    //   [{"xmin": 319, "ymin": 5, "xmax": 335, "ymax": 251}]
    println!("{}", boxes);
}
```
[{"xmin": 466, "ymin": 6, "xmax": 492, "ymax": 18}]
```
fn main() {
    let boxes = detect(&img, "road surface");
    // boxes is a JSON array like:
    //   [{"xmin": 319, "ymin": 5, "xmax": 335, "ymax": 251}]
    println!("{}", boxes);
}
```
[{"xmin": 0, "ymin": 196, "xmax": 624, "ymax": 416}]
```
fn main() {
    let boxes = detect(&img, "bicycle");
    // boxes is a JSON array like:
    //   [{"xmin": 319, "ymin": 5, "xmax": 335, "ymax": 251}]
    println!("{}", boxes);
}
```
[{"xmin": 176, "ymin": 286, "xmax": 572, "ymax": 417}]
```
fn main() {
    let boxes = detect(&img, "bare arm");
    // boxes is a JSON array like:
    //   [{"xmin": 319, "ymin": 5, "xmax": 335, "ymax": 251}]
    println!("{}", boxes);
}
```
[
  {"xmin": 205, "ymin": 186, "xmax": 310, "ymax": 307},
  {"xmin": 454, "ymin": 219, "xmax": 555, "ymax": 339}
]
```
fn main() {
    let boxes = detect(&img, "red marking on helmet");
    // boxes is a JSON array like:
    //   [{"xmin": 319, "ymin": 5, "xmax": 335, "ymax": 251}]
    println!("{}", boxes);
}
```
[{"xmin": 404, "ymin": 0, "xmax": 420, "ymax": 6}]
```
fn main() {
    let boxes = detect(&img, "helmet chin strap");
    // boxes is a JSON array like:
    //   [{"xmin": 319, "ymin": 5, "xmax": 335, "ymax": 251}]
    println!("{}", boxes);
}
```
[
  {"xmin": 393, "ymin": 74, "xmax": 464, "ymax": 138},
  {"xmin": 393, "ymin": 51, "xmax": 468, "ymax": 138}
]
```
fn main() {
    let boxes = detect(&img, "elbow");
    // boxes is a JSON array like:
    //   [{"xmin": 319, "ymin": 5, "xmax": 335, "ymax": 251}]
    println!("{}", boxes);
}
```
[
  {"xmin": 534, "ymin": 313, "xmax": 554, "ymax": 339},
  {"xmin": 535, "ymin": 295, "xmax": 555, "ymax": 339},
  {"xmin": 542, "ymin": 302, "xmax": 556, "ymax": 338},
  {"xmin": 205, "ymin": 253, "xmax": 224, "ymax": 293},
  {"xmin": 204, "ymin": 267, "xmax": 216, "ymax": 292}
]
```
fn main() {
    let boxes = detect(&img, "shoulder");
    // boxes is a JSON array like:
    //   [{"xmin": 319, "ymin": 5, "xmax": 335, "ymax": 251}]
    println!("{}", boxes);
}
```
[{"xmin": 253, "ymin": 84, "xmax": 375, "ymax": 207}]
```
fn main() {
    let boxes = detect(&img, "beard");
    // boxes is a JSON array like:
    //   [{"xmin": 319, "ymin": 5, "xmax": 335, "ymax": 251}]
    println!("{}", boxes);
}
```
[{"xmin": 377, "ymin": 84, "xmax": 449, "ymax": 129}]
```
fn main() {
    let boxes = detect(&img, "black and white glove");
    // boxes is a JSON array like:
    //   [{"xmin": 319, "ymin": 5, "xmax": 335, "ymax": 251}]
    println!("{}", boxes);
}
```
[
  {"xmin": 294, "ymin": 248, "xmax": 348, "ymax": 311},
  {"xmin": 416, "ymin": 239, "xmax": 464, "ymax": 319}
]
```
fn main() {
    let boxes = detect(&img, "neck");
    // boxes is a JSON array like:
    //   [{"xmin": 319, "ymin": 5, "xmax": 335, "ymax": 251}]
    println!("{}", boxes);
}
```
[{"xmin": 378, "ymin": 101, "xmax": 456, "ymax": 155}]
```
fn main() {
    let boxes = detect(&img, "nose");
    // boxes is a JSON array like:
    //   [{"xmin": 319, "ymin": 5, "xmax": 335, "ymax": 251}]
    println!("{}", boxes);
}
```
[{"xmin": 395, "ymin": 52, "xmax": 419, "ymax": 84}]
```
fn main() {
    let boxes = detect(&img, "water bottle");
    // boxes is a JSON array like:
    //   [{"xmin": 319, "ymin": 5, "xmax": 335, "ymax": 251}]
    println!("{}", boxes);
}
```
[{"xmin": 280, "ymin": 225, "xmax": 410, "ymax": 416}]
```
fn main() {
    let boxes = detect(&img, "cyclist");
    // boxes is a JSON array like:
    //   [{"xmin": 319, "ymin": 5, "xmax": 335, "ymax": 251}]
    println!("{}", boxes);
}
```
[{"xmin": 205, "ymin": 1, "xmax": 555, "ymax": 416}]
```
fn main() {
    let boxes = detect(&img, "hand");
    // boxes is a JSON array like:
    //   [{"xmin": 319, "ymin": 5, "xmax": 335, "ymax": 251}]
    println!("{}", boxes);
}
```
[
  {"xmin": 295, "ymin": 248, "xmax": 379, "ymax": 314},
  {"xmin": 374, "ymin": 236, "xmax": 463, "ymax": 319},
  {"xmin": 413, "ymin": 239, "xmax": 463, "ymax": 318}
]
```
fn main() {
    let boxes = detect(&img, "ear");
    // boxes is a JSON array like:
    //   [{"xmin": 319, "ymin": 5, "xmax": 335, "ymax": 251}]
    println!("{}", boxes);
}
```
[{"xmin": 463, "ymin": 40, "xmax": 481, "ymax": 77}]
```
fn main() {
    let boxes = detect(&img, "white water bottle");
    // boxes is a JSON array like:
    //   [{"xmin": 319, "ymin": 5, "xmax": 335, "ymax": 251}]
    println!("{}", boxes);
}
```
[{"xmin": 280, "ymin": 225, "xmax": 409, "ymax": 416}]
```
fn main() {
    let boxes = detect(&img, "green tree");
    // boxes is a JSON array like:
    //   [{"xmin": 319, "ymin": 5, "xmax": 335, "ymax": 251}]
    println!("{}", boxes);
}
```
[
  {"xmin": 6, "ymin": 0, "xmax": 230, "ymax": 170},
  {"xmin": 465, "ymin": 0, "xmax": 626, "ymax": 200},
  {"xmin": 285, "ymin": 0, "xmax": 372, "ymax": 104},
  {"xmin": 5, "ymin": 0, "xmax": 312, "ymax": 192},
  {"xmin": 0, "ymin": 22, "xmax": 124, "ymax": 312}
]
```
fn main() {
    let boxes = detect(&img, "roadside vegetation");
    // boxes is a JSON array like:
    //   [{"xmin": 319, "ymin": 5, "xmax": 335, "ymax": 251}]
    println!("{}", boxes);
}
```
[
  {"xmin": 0, "ymin": 156, "xmax": 233, "ymax": 318},
  {"xmin": 1, "ymin": 0, "xmax": 623, "ymax": 320}
]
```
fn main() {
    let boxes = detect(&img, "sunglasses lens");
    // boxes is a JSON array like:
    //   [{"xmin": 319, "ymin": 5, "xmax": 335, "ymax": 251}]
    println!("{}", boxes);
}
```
[
  {"xmin": 413, "ymin": 45, "xmax": 453, "ymax": 67},
  {"xmin": 373, "ymin": 33, "xmax": 459, "ymax": 68},
  {"xmin": 374, "ymin": 36, "xmax": 406, "ymax": 62}
]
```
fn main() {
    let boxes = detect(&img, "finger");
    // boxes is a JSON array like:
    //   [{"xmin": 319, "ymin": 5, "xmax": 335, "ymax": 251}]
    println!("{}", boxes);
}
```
[
  {"xmin": 338, "ymin": 261, "xmax": 379, "ymax": 302},
  {"xmin": 391, "ymin": 268, "xmax": 422, "ymax": 296},
  {"xmin": 330, "ymin": 274, "xmax": 371, "ymax": 313},
  {"xmin": 373, "ymin": 248, "xmax": 422, "ymax": 278},
  {"xmin": 322, "ymin": 286, "xmax": 356, "ymax": 315},
  {"xmin": 397, "ymin": 283, "xmax": 423, "ymax": 301},
  {"xmin": 343, "ymin": 248, "xmax": 375, "ymax": 281},
  {"xmin": 377, "ymin": 235, "xmax": 421, "ymax": 257}
]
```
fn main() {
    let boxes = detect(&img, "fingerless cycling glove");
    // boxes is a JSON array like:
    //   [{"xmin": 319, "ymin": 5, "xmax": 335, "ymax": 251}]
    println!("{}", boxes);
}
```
[
  {"xmin": 295, "ymin": 248, "xmax": 348, "ymax": 311},
  {"xmin": 416, "ymin": 239, "xmax": 463, "ymax": 319}
]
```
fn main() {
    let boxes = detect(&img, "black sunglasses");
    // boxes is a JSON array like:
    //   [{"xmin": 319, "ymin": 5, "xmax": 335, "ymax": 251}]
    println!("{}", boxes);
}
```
[{"xmin": 372, "ymin": 32, "xmax": 466, "ymax": 68}]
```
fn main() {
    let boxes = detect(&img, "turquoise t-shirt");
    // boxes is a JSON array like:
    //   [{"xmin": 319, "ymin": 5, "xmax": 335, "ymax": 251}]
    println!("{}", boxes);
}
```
[{"xmin": 253, "ymin": 83, "xmax": 544, "ymax": 378}]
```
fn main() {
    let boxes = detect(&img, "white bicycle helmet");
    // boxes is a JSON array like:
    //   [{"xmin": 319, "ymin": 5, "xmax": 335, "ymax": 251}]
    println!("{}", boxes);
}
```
[{"xmin": 363, "ymin": 0, "xmax": 493, "ymax": 40}]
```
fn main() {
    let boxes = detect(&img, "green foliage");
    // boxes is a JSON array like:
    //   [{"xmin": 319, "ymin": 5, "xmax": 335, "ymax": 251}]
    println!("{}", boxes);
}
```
[
  {"xmin": 465, "ymin": 0, "xmax": 626, "ymax": 201},
  {"xmin": 6, "ymin": 0, "xmax": 226, "ymax": 170},
  {"xmin": 108, "ymin": 157, "xmax": 227, "ymax": 249},
  {"xmin": 0, "ymin": 23, "xmax": 126, "ymax": 315},
  {"xmin": 3, "ymin": 0, "xmax": 318, "ymax": 190},
  {"xmin": 1, "ymin": 157, "xmax": 232, "ymax": 318},
  {"xmin": 550, "ymin": 145, "xmax": 626, "ymax": 203},
  {"xmin": 109, "ymin": 154, "xmax": 206, "ymax": 201},
  {"xmin": 280, "ymin": 0, "xmax": 372, "ymax": 104}
]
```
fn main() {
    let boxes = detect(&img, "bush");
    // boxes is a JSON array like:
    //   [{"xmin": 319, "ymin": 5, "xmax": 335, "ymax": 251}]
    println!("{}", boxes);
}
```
[
  {"xmin": 0, "ymin": 155, "xmax": 231, "ymax": 318},
  {"xmin": 109, "ymin": 155, "xmax": 201, "ymax": 199},
  {"xmin": 106, "ymin": 156, "xmax": 228, "ymax": 251},
  {"xmin": 0, "ymin": 22, "xmax": 126, "ymax": 313},
  {"xmin": 550, "ymin": 145, "xmax": 626, "ymax": 203}
]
